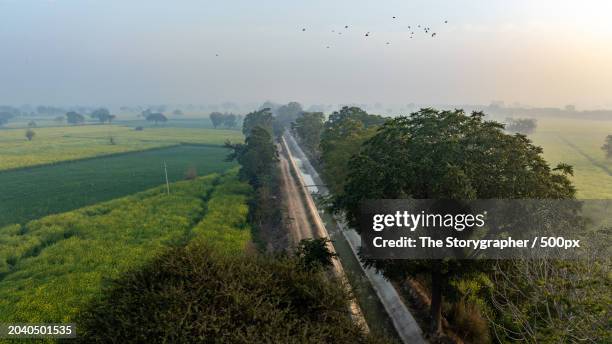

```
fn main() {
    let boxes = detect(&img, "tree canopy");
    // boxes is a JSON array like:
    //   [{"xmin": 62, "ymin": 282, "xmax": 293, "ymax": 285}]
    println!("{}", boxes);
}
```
[
  {"xmin": 337, "ymin": 108, "xmax": 575, "ymax": 334},
  {"xmin": 91, "ymin": 108, "xmax": 116, "ymax": 124},
  {"xmin": 293, "ymin": 111, "xmax": 325, "ymax": 158},
  {"xmin": 66, "ymin": 111, "xmax": 85, "ymax": 125},
  {"xmin": 210, "ymin": 112, "xmax": 238, "ymax": 129},
  {"xmin": 505, "ymin": 117, "xmax": 537, "ymax": 135},
  {"xmin": 227, "ymin": 126, "xmax": 278, "ymax": 188},
  {"xmin": 242, "ymin": 108, "xmax": 274, "ymax": 137},
  {"xmin": 274, "ymin": 101, "xmax": 303, "ymax": 135},
  {"xmin": 74, "ymin": 245, "xmax": 383, "ymax": 343},
  {"xmin": 320, "ymin": 106, "xmax": 386, "ymax": 195},
  {"xmin": 145, "ymin": 112, "xmax": 168, "ymax": 125}
]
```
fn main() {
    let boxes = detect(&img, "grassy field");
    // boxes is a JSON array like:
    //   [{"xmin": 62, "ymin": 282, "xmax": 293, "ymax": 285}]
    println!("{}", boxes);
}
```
[
  {"xmin": 531, "ymin": 118, "xmax": 612, "ymax": 199},
  {"xmin": 0, "ymin": 171, "xmax": 252, "ymax": 323},
  {"xmin": 0, "ymin": 145, "xmax": 237, "ymax": 227},
  {"xmin": 0, "ymin": 124, "xmax": 243, "ymax": 171}
]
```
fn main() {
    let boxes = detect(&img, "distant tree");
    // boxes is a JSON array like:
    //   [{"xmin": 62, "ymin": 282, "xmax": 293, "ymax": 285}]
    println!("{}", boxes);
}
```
[
  {"xmin": 295, "ymin": 238, "xmax": 338, "ymax": 271},
  {"xmin": 109, "ymin": 136, "xmax": 116, "ymax": 145},
  {"xmin": 25, "ymin": 129, "xmax": 35, "ymax": 141},
  {"xmin": 172, "ymin": 109, "xmax": 184, "ymax": 116},
  {"xmin": 209, "ymin": 112, "xmax": 224, "ymax": 128},
  {"xmin": 145, "ymin": 113, "xmax": 167, "ymax": 125},
  {"xmin": 0, "ymin": 112, "xmax": 13, "ymax": 126},
  {"xmin": 259, "ymin": 100, "xmax": 279, "ymax": 112},
  {"xmin": 338, "ymin": 108, "xmax": 575, "ymax": 335},
  {"xmin": 134, "ymin": 126, "xmax": 144, "ymax": 131},
  {"xmin": 320, "ymin": 106, "xmax": 386, "ymax": 194},
  {"xmin": 140, "ymin": 109, "xmax": 152, "ymax": 118},
  {"xmin": 226, "ymin": 126, "xmax": 278, "ymax": 187},
  {"xmin": 54, "ymin": 116, "xmax": 65, "ymax": 124},
  {"xmin": 242, "ymin": 108, "xmax": 274, "ymax": 137},
  {"xmin": 91, "ymin": 108, "xmax": 115, "ymax": 124},
  {"xmin": 505, "ymin": 117, "xmax": 537, "ymax": 135},
  {"xmin": 293, "ymin": 112, "xmax": 325, "ymax": 158},
  {"xmin": 28, "ymin": 120, "xmax": 37, "ymax": 127},
  {"xmin": 602, "ymin": 135, "xmax": 612, "ymax": 159},
  {"xmin": 223, "ymin": 113, "xmax": 237, "ymax": 128},
  {"xmin": 274, "ymin": 102, "xmax": 303, "ymax": 135},
  {"xmin": 66, "ymin": 111, "xmax": 85, "ymax": 125}
]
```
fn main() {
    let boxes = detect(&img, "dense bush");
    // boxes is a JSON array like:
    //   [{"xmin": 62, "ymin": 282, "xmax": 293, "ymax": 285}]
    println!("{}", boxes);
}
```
[{"xmin": 73, "ymin": 244, "xmax": 385, "ymax": 344}]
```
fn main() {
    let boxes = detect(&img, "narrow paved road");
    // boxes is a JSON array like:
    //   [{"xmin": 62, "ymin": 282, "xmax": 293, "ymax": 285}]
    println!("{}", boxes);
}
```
[{"xmin": 283, "ymin": 132, "xmax": 426, "ymax": 344}]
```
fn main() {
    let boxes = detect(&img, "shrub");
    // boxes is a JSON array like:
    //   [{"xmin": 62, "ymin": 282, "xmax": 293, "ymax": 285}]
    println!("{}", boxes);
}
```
[
  {"xmin": 25, "ymin": 129, "xmax": 35, "ymax": 141},
  {"xmin": 74, "ymin": 244, "xmax": 386, "ymax": 343}
]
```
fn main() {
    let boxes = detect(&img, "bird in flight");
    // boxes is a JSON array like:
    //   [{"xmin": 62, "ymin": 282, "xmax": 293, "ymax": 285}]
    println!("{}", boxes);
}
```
[
  {"xmin": 302, "ymin": 28, "xmax": 306, "ymax": 31},
  {"xmin": 345, "ymin": 25, "xmax": 349, "ymax": 29}
]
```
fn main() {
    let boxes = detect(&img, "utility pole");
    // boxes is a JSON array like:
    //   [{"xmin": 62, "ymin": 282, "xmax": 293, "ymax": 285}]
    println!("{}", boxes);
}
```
[{"xmin": 163, "ymin": 161, "xmax": 170, "ymax": 195}]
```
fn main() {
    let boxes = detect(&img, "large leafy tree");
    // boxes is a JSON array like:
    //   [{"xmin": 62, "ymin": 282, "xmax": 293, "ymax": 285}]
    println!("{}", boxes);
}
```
[
  {"xmin": 91, "ymin": 108, "xmax": 115, "ymax": 124},
  {"xmin": 65, "ymin": 111, "xmax": 85, "ymax": 125},
  {"xmin": 227, "ymin": 126, "xmax": 278, "ymax": 188},
  {"xmin": 293, "ymin": 112, "xmax": 325, "ymax": 158},
  {"xmin": 242, "ymin": 108, "xmax": 274, "ymax": 137},
  {"xmin": 145, "ymin": 112, "xmax": 167, "ymax": 125},
  {"xmin": 505, "ymin": 117, "xmax": 537, "ymax": 135},
  {"xmin": 209, "ymin": 111, "xmax": 224, "ymax": 128},
  {"xmin": 223, "ymin": 113, "xmax": 237, "ymax": 128},
  {"xmin": 274, "ymin": 101, "xmax": 303, "ymax": 135},
  {"xmin": 338, "ymin": 108, "xmax": 575, "ymax": 334},
  {"xmin": 320, "ymin": 106, "xmax": 386, "ymax": 195}
]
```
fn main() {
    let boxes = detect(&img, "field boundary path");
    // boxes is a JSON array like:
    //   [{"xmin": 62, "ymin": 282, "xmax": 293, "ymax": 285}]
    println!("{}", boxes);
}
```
[{"xmin": 282, "ymin": 132, "xmax": 425, "ymax": 344}]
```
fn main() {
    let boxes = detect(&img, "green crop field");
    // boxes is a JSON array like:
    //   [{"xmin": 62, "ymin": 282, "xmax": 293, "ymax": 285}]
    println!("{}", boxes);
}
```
[
  {"xmin": 0, "ymin": 145, "xmax": 237, "ymax": 227},
  {"xmin": 531, "ymin": 118, "xmax": 612, "ymax": 199},
  {"xmin": 0, "ymin": 171, "xmax": 251, "ymax": 323},
  {"xmin": 0, "ymin": 124, "xmax": 243, "ymax": 171}
]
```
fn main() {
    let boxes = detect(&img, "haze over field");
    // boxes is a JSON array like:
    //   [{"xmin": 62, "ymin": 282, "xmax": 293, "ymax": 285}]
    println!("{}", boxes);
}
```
[{"xmin": 1, "ymin": 0, "xmax": 612, "ymax": 109}]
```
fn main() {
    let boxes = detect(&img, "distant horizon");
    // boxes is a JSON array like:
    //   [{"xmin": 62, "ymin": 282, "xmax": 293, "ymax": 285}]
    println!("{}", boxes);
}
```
[{"xmin": 4, "ymin": 101, "xmax": 612, "ymax": 113}]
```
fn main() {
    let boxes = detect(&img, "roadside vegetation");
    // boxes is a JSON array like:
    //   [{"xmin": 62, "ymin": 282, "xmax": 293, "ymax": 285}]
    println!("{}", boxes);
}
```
[{"xmin": 225, "ymin": 108, "xmax": 284, "ymax": 251}]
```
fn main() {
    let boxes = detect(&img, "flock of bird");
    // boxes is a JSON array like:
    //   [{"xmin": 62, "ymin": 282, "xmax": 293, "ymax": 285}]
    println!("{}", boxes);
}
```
[
  {"xmin": 301, "ymin": 16, "xmax": 448, "ymax": 49},
  {"xmin": 215, "ymin": 16, "xmax": 448, "ymax": 56}
]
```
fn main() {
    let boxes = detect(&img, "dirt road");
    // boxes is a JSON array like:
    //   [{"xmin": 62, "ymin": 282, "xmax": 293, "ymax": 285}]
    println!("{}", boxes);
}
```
[
  {"xmin": 278, "ymin": 136, "xmax": 370, "ymax": 332},
  {"xmin": 278, "ymin": 143, "xmax": 314, "ymax": 244}
]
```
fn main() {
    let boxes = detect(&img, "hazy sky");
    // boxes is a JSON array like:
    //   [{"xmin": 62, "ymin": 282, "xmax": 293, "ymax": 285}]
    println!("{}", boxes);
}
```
[{"xmin": 1, "ymin": 0, "xmax": 612, "ymax": 109}]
